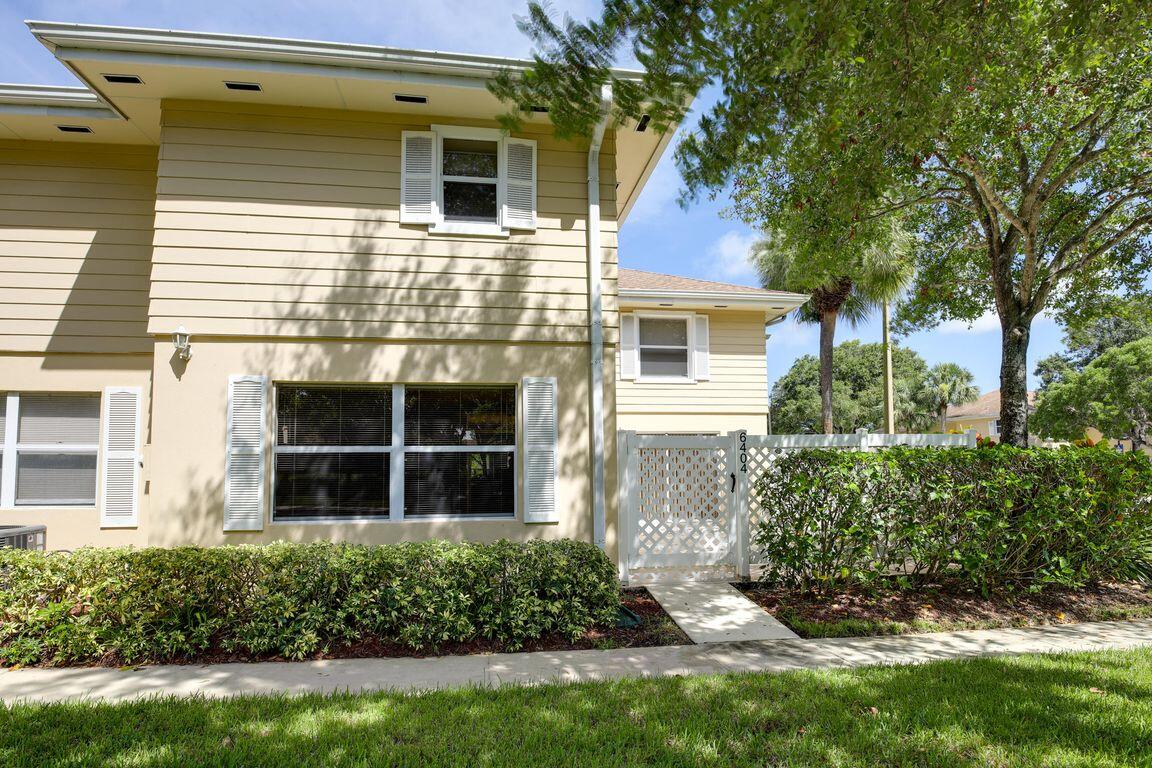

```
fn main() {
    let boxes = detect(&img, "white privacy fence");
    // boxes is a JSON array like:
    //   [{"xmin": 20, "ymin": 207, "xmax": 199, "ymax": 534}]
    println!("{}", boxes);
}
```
[{"xmin": 617, "ymin": 429, "xmax": 977, "ymax": 584}]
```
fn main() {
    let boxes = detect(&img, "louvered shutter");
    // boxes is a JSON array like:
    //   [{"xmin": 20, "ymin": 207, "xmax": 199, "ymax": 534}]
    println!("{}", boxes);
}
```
[
  {"xmin": 620, "ymin": 314, "xmax": 638, "ymax": 380},
  {"xmin": 100, "ymin": 386, "xmax": 141, "ymax": 528},
  {"xmin": 401, "ymin": 131, "xmax": 438, "ymax": 224},
  {"xmin": 522, "ymin": 377, "xmax": 558, "ymax": 523},
  {"xmin": 693, "ymin": 315, "xmax": 711, "ymax": 381},
  {"xmin": 502, "ymin": 137, "xmax": 537, "ymax": 230},
  {"xmin": 225, "ymin": 375, "xmax": 267, "ymax": 531}
]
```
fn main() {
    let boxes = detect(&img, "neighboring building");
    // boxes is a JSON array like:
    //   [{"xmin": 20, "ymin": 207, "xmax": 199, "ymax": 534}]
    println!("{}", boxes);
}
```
[
  {"xmin": 945, "ymin": 389, "xmax": 1036, "ymax": 441},
  {"xmin": 615, "ymin": 269, "xmax": 807, "ymax": 434},
  {"xmin": 0, "ymin": 22, "xmax": 677, "ymax": 553}
]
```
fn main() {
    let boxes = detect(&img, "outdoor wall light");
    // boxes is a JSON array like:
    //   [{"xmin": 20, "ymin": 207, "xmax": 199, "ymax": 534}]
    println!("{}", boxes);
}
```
[{"xmin": 172, "ymin": 325, "xmax": 192, "ymax": 361}]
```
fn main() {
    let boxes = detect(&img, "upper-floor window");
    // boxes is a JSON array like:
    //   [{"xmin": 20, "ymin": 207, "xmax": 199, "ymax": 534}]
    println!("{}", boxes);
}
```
[
  {"xmin": 638, "ymin": 317, "xmax": 691, "ymax": 378},
  {"xmin": 619, "ymin": 312, "xmax": 712, "ymax": 383},
  {"xmin": 400, "ymin": 125, "xmax": 537, "ymax": 237},
  {"xmin": 0, "ymin": 393, "xmax": 100, "ymax": 507}
]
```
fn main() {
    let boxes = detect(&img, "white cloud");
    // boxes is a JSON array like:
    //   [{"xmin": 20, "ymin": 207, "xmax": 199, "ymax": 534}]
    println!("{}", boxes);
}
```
[
  {"xmin": 701, "ymin": 230, "xmax": 760, "ymax": 284},
  {"xmin": 937, "ymin": 309, "xmax": 1056, "ymax": 335},
  {"xmin": 766, "ymin": 318, "xmax": 818, "ymax": 349}
]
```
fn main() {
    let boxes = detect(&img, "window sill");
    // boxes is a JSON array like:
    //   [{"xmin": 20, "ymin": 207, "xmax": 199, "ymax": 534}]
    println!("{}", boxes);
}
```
[
  {"xmin": 429, "ymin": 221, "xmax": 510, "ymax": 238},
  {"xmin": 635, "ymin": 376, "xmax": 698, "ymax": 385},
  {"xmin": 270, "ymin": 515, "xmax": 517, "ymax": 525}
]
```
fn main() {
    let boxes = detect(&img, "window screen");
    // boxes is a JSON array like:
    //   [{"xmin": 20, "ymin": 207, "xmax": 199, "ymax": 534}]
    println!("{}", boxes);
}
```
[
  {"xmin": 441, "ymin": 137, "xmax": 498, "ymax": 224},
  {"xmin": 637, "ymin": 318, "xmax": 691, "ymax": 378},
  {"xmin": 1, "ymin": 393, "xmax": 101, "ymax": 507}
]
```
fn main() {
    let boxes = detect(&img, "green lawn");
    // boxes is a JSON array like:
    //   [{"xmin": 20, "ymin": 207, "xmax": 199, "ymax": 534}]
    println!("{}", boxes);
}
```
[{"xmin": 5, "ymin": 648, "xmax": 1152, "ymax": 767}]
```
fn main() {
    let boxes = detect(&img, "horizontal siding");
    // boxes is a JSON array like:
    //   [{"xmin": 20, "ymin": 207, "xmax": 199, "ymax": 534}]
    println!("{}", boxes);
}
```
[
  {"xmin": 0, "ymin": 141, "xmax": 156, "ymax": 354},
  {"xmin": 616, "ymin": 310, "xmax": 769, "ymax": 414},
  {"xmin": 151, "ymin": 102, "xmax": 618, "ymax": 343}
]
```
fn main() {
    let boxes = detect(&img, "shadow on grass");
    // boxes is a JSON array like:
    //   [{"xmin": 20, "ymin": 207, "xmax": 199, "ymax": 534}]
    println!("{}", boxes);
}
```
[{"xmin": 3, "ymin": 648, "xmax": 1151, "ymax": 767}]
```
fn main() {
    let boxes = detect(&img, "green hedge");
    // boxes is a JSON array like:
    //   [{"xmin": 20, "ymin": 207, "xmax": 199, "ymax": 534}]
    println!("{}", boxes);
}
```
[
  {"xmin": 755, "ymin": 446, "xmax": 1152, "ymax": 592},
  {"xmin": 0, "ymin": 539, "xmax": 619, "ymax": 666}
]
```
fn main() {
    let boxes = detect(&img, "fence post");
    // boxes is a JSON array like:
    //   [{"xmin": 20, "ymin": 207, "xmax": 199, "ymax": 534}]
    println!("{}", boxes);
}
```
[
  {"xmin": 855, "ymin": 427, "xmax": 870, "ymax": 451},
  {"xmin": 727, "ymin": 429, "xmax": 750, "ymax": 580},
  {"xmin": 966, "ymin": 428, "xmax": 978, "ymax": 448},
  {"xmin": 616, "ymin": 430, "xmax": 634, "ymax": 584}
]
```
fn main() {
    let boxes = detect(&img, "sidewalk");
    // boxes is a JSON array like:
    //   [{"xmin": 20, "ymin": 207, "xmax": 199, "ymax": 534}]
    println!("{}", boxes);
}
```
[{"xmin": 4, "ymin": 618, "xmax": 1152, "ymax": 706}]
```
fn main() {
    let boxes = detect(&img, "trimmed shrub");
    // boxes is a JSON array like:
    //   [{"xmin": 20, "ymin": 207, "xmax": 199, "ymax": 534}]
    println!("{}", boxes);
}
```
[
  {"xmin": 754, "ymin": 446, "xmax": 1152, "ymax": 593},
  {"xmin": 0, "ymin": 539, "xmax": 619, "ymax": 666}
]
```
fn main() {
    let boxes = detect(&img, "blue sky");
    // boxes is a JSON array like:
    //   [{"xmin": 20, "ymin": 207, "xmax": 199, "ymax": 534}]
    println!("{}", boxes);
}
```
[{"xmin": 0, "ymin": 0, "xmax": 1067, "ymax": 394}]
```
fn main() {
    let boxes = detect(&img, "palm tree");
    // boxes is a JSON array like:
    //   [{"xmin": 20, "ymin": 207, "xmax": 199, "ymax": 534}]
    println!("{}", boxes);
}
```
[
  {"xmin": 922, "ymin": 363, "xmax": 980, "ymax": 433},
  {"xmin": 754, "ymin": 224, "xmax": 913, "ymax": 434}
]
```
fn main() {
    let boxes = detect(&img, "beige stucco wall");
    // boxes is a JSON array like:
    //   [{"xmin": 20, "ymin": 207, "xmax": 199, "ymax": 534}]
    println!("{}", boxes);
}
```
[
  {"xmin": 0, "ymin": 353, "xmax": 153, "ymax": 550},
  {"xmin": 616, "ymin": 308, "xmax": 770, "ymax": 434},
  {"xmin": 142, "ymin": 338, "xmax": 617, "ymax": 553}
]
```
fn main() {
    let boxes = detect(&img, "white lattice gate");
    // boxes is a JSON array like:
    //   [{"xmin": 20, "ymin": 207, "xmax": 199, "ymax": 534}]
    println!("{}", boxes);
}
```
[
  {"xmin": 617, "ymin": 432, "xmax": 739, "ymax": 583},
  {"xmin": 618, "ymin": 429, "xmax": 976, "ymax": 584}
]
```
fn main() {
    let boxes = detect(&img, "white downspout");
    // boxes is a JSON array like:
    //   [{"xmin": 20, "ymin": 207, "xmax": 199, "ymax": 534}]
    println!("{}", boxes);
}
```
[{"xmin": 588, "ymin": 84, "xmax": 611, "ymax": 551}]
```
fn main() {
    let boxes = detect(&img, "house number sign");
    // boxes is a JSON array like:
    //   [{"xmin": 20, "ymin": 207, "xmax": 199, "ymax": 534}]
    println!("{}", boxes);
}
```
[{"xmin": 738, "ymin": 430, "xmax": 747, "ymax": 473}]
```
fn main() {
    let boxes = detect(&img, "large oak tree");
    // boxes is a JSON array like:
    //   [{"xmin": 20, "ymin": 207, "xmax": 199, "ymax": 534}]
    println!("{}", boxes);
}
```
[{"xmin": 491, "ymin": 1, "xmax": 1152, "ymax": 446}]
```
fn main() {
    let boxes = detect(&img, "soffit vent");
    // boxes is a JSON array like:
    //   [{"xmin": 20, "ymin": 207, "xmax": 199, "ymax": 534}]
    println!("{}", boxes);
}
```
[{"xmin": 224, "ymin": 81, "xmax": 262, "ymax": 92}]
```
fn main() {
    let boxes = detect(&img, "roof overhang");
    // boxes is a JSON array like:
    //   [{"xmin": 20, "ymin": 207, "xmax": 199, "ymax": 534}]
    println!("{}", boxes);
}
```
[
  {"xmin": 619, "ymin": 288, "xmax": 810, "ymax": 321},
  {"xmin": 15, "ymin": 21, "xmax": 673, "ymax": 211}
]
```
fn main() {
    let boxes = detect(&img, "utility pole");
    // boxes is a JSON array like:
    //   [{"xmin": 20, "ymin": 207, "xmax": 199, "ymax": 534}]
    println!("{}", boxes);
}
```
[{"xmin": 882, "ymin": 300, "xmax": 895, "ymax": 433}]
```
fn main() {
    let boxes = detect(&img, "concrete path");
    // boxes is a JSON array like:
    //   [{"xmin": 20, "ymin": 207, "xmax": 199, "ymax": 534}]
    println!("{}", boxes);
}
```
[
  {"xmin": 4, "ymin": 618, "xmax": 1151, "ymax": 706},
  {"xmin": 646, "ymin": 582, "xmax": 800, "ymax": 642}
]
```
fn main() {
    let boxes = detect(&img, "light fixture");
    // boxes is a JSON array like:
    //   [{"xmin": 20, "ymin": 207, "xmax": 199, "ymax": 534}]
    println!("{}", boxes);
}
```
[{"xmin": 172, "ymin": 325, "xmax": 192, "ymax": 361}]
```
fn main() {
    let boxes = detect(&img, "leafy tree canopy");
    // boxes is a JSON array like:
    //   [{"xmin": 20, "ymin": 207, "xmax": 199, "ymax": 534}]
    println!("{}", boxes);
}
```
[
  {"xmin": 1035, "ymin": 304, "xmax": 1152, "ymax": 389},
  {"xmin": 493, "ymin": 0, "xmax": 1152, "ymax": 446},
  {"xmin": 1032, "ymin": 337, "xmax": 1152, "ymax": 446},
  {"xmin": 770, "ymin": 340, "xmax": 972, "ymax": 434}
]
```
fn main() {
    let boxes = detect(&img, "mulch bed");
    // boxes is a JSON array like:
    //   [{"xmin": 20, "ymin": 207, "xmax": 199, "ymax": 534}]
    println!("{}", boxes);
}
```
[
  {"xmin": 736, "ymin": 581, "xmax": 1152, "ymax": 638},
  {"xmin": 76, "ymin": 588, "xmax": 690, "ymax": 669}
]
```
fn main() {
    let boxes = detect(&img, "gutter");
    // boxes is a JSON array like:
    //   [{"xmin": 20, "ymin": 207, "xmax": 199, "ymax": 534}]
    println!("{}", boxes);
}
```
[
  {"xmin": 0, "ymin": 83, "xmax": 117, "ymax": 118},
  {"xmin": 619, "ymin": 289, "xmax": 809, "ymax": 312},
  {"xmin": 588, "ymin": 84, "xmax": 611, "ymax": 552},
  {"xmin": 27, "ymin": 21, "xmax": 646, "ymax": 83}
]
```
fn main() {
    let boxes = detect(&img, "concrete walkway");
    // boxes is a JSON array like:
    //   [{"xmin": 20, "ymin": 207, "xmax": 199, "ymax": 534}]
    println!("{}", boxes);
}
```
[
  {"xmin": 4, "ymin": 618, "xmax": 1152, "ymax": 706},
  {"xmin": 646, "ymin": 582, "xmax": 799, "ymax": 642}
]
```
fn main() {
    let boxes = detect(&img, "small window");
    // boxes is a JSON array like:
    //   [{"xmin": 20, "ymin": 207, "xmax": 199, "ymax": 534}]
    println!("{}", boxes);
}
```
[
  {"xmin": 441, "ymin": 138, "xmax": 499, "ymax": 224},
  {"xmin": 638, "ymin": 318, "xmax": 691, "ymax": 379},
  {"xmin": 0, "ymin": 393, "xmax": 101, "ymax": 507},
  {"xmin": 988, "ymin": 419, "xmax": 1000, "ymax": 437}
]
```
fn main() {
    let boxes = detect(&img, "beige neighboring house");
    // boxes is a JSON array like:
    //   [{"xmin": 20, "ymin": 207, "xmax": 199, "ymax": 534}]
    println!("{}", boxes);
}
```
[
  {"xmin": 616, "ymin": 269, "xmax": 807, "ymax": 434},
  {"xmin": 945, "ymin": 389, "xmax": 1036, "ymax": 441},
  {"xmin": 0, "ymin": 21, "xmax": 681, "ymax": 555}
]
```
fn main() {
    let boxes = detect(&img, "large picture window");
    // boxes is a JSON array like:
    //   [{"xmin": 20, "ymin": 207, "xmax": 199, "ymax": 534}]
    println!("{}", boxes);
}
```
[
  {"xmin": 272, "ymin": 384, "xmax": 516, "ymax": 522},
  {"xmin": 0, "ymin": 393, "xmax": 100, "ymax": 507}
]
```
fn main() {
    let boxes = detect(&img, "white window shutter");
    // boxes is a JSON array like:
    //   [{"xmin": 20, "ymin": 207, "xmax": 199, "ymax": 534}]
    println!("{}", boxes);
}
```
[
  {"xmin": 522, "ymin": 376, "xmax": 558, "ymax": 524},
  {"xmin": 620, "ymin": 314, "xmax": 638, "ymax": 380},
  {"xmin": 693, "ymin": 314, "xmax": 711, "ymax": 381},
  {"xmin": 100, "ymin": 386, "xmax": 141, "ymax": 528},
  {"xmin": 502, "ymin": 137, "xmax": 537, "ymax": 230},
  {"xmin": 400, "ymin": 131, "xmax": 438, "ymax": 224},
  {"xmin": 225, "ymin": 375, "xmax": 267, "ymax": 532}
]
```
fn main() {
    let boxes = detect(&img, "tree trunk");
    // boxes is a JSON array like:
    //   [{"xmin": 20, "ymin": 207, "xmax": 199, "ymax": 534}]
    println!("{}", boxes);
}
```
[
  {"xmin": 939, "ymin": 406, "xmax": 948, "ymax": 434},
  {"xmin": 999, "ymin": 317, "xmax": 1032, "ymax": 447},
  {"xmin": 819, "ymin": 309, "xmax": 838, "ymax": 434}
]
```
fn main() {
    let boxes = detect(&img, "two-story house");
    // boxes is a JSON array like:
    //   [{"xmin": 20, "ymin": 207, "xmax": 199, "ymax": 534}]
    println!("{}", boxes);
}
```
[{"xmin": 0, "ymin": 21, "xmax": 805, "ymax": 556}]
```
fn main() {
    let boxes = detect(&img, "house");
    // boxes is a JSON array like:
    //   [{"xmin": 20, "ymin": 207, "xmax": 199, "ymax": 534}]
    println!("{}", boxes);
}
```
[
  {"xmin": 0, "ymin": 21, "xmax": 686, "ymax": 554},
  {"xmin": 945, "ymin": 389, "xmax": 1036, "ymax": 441},
  {"xmin": 616, "ymin": 269, "xmax": 806, "ymax": 434}
]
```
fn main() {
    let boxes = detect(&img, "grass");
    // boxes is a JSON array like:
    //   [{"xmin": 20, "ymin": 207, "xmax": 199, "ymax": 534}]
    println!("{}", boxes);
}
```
[{"xmin": 5, "ymin": 648, "xmax": 1152, "ymax": 767}]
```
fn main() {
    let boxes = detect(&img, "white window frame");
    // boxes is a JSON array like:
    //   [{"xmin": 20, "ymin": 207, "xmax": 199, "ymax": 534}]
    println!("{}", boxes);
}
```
[
  {"xmin": 988, "ymin": 419, "xmax": 1000, "ymax": 437},
  {"xmin": 635, "ymin": 312, "xmax": 696, "ymax": 383},
  {"xmin": 0, "ymin": 392, "xmax": 101, "ymax": 509},
  {"xmin": 429, "ymin": 124, "xmax": 509, "ymax": 237},
  {"xmin": 270, "ymin": 383, "xmax": 518, "ymax": 524}
]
